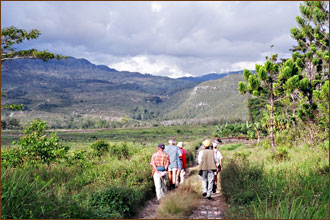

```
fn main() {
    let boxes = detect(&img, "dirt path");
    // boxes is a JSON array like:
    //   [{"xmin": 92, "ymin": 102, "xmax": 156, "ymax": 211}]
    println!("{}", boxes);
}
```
[
  {"xmin": 136, "ymin": 139, "xmax": 253, "ymax": 219},
  {"xmin": 135, "ymin": 197, "xmax": 160, "ymax": 219},
  {"xmin": 188, "ymin": 188, "xmax": 228, "ymax": 219}
]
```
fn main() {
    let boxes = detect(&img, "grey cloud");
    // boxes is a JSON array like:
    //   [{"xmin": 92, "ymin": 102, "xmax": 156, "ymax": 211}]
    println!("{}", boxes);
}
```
[{"xmin": 2, "ymin": 1, "xmax": 301, "ymax": 77}]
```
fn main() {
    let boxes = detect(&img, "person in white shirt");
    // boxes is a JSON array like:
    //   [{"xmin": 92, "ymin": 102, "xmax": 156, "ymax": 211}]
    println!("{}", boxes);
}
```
[{"xmin": 212, "ymin": 139, "xmax": 223, "ymax": 193}]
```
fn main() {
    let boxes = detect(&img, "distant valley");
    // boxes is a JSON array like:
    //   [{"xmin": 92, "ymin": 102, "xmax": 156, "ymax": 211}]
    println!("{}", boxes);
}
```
[{"xmin": 1, "ymin": 57, "xmax": 249, "ymax": 127}]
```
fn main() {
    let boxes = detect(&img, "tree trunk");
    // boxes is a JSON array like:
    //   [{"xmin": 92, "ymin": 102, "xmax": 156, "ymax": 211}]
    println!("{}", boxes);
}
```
[
  {"xmin": 270, "ymin": 81, "xmax": 275, "ymax": 152},
  {"xmin": 291, "ymin": 93, "xmax": 297, "ymax": 147}
]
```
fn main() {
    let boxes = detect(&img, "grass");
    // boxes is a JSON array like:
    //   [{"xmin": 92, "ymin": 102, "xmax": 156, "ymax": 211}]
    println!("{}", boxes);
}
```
[
  {"xmin": 157, "ymin": 174, "xmax": 201, "ymax": 219},
  {"xmin": 1, "ymin": 134, "xmax": 199, "ymax": 219},
  {"xmin": 220, "ymin": 141, "xmax": 329, "ymax": 219},
  {"xmin": 1, "ymin": 124, "xmax": 214, "ymax": 148}
]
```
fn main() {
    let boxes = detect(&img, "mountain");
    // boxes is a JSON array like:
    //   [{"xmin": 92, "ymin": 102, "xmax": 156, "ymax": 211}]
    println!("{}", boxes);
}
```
[
  {"xmin": 1, "ymin": 57, "xmax": 249, "ymax": 125},
  {"xmin": 178, "ymin": 70, "xmax": 245, "ymax": 83},
  {"xmin": 160, "ymin": 74, "xmax": 249, "ymax": 121}
]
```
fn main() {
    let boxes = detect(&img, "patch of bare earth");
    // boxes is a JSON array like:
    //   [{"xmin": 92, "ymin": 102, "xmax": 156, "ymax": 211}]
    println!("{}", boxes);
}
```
[
  {"xmin": 135, "ymin": 197, "xmax": 160, "ymax": 219},
  {"xmin": 188, "ymin": 190, "xmax": 228, "ymax": 219}
]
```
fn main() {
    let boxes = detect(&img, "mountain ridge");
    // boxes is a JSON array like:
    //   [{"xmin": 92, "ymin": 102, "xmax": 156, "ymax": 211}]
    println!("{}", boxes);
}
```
[{"xmin": 1, "ymin": 56, "xmax": 249, "ymax": 126}]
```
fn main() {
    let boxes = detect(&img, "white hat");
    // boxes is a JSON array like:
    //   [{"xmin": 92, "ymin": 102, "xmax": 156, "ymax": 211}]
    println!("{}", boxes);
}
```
[{"xmin": 177, "ymin": 142, "xmax": 183, "ymax": 148}]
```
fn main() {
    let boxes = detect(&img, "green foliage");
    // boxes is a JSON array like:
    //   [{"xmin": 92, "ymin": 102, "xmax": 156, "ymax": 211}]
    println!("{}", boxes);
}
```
[
  {"xmin": 109, "ymin": 142, "xmax": 130, "ymax": 159},
  {"xmin": 271, "ymin": 145, "xmax": 289, "ymax": 161},
  {"xmin": 87, "ymin": 185, "xmax": 145, "ymax": 219},
  {"xmin": 1, "ymin": 168, "xmax": 91, "ymax": 219},
  {"xmin": 1, "ymin": 147, "xmax": 26, "ymax": 168},
  {"xmin": 66, "ymin": 149, "xmax": 91, "ymax": 168},
  {"xmin": 11, "ymin": 119, "xmax": 69, "ymax": 166},
  {"xmin": 213, "ymin": 121, "xmax": 255, "ymax": 138},
  {"xmin": 1, "ymin": 26, "xmax": 65, "ymax": 61},
  {"xmin": 221, "ymin": 143, "xmax": 329, "ymax": 219},
  {"xmin": 90, "ymin": 139, "xmax": 109, "ymax": 157},
  {"xmin": 221, "ymin": 160, "xmax": 264, "ymax": 205}
]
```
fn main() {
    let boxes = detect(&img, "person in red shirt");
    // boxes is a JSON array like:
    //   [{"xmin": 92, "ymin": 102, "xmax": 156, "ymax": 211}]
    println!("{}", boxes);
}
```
[
  {"xmin": 150, "ymin": 143, "xmax": 170, "ymax": 200},
  {"xmin": 177, "ymin": 142, "xmax": 187, "ymax": 185}
]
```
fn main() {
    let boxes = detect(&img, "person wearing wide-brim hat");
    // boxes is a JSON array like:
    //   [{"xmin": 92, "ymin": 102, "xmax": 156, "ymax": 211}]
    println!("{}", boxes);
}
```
[{"xmin": 198, "ymin": 139, "xmax": 217, "ymax": 200}]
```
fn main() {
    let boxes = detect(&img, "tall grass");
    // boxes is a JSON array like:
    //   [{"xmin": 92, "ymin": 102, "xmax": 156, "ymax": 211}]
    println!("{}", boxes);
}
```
[
  {"xmin": 1, "ymin": 142, "xmax": 155, "ymax": 218},
  {"xmin": 1, "ymin": 140, "xmax": 198, "ymax": 219},
  {"xmin": 157, "ymin": 174, "xmax": 201, "ymax": 218},
  {"xmin": 220, "ymin": 142, "xmax": 329, "ymax": 219}
]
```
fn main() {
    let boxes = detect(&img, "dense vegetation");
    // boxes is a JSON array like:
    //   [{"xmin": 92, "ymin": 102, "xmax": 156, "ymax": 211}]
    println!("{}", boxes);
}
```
[{"xmin": 1, "ymin": 119, "xmax": 198, "ymax": 218}]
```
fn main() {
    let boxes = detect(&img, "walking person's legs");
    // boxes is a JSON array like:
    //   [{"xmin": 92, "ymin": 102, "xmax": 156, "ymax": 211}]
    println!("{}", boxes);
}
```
[
  {"xmin": 201, "ymin": 170, "xmax": 208, "ymax": 196},
  {"xmin": 172, "ymin": 169, "xmax": 178, "ymax": 186},
  {"xmin": 207, "ymin": 170, "xmax": 215, "ymax": 199},
  {"xmin": 180, "ymin": 169, "xmax": 185, "ymax": 184},
  {"xmin": 153, "ymin": 172, "xmax": 162, "ymax": 200},
  {"xmin": 161, "ymin": 172, "xmax": 168, "ymax": 196}
]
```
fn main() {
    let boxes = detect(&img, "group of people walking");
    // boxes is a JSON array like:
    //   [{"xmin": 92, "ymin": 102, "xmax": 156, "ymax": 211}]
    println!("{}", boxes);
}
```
[{"xmin": 150, "ymin": 138, "xmax": 222, "ymax": 201}]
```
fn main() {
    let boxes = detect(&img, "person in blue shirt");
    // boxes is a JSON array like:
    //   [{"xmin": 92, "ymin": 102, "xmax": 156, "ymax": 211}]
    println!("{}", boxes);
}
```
[{"xmin": 164, "ymin": 139, "xmax": 182, "ymax": 190}]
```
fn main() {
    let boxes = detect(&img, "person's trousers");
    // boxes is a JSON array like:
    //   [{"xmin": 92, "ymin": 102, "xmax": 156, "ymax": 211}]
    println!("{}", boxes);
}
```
[
  {"xmin": 176, "ymin": 169, "xmax": 186, "ymax": 185},
  {"xmin": 201, "ymin": 170, "xmax": 215, "ymax": 197},
  {"xmin": 153, "ymin": 172, "xmax": 168, "ymax": 200}
]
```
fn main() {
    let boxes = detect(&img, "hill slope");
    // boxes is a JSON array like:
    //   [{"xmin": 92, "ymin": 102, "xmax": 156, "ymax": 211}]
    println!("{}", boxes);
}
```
[{"xmin": 161, "ymin": 74, "xmax": 248, "ymax": 121}]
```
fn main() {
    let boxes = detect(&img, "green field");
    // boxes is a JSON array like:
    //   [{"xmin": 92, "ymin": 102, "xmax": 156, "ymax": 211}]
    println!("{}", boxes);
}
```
[{"xmin": 1, "ymin": 124, "xmax": 214, "ymax": 148}]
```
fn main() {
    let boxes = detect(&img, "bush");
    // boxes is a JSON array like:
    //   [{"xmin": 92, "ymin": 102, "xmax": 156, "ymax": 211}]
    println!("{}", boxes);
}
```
[
  {"xmin": 90, "ymin": 139, "xmax": 109, "ymax": 157},
  {"xmin": 66, "ymin": 149, "xmax": 91, "ymax": 168},
  {"xmin": 1, "ymin": 147, "xmax": 26, "ymax": 168},
  {"xmin": 271, "ymin": 145, "xmax": 289, "ymax": 161},
  {"xmin": 109, "ymin": 143, "xmax": 130, "ymax": 159},
  {"xmin": 11, "ymin": 119, "xmax": 69, "ymax": 166},
  {"xmin": 87, "ymin": 185, "xmax": 145, "ymax": 219}
]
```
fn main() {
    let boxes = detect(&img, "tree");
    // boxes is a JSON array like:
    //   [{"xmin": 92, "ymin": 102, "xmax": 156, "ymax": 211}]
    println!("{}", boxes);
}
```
[
  {"xmin": 238, "ymin": 54, "xmax": 283, "ymax": 150},
  {"xmin": 1, "ymin": 26, "xmax": 65, "ymax": 62},
  {"xmin": 289, "ymin": 1, "xmax": 329, "ymax": 144}
]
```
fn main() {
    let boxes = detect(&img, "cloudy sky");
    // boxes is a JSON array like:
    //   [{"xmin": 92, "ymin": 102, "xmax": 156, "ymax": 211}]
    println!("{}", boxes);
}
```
[{"xmin": 2, "ymin": 1, "xmax": 301, "ymax": 78}]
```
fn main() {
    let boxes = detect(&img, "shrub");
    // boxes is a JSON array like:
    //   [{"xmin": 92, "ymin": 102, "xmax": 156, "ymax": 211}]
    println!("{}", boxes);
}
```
[
  {"xmin": 87, "ymin": 185, "xmax": 145, "ymax": 219},
  {"xmin": 109, "ymin": 143, "xmax": 130, "ymax": 159},
  {"xmin": 66, "ymin": 149, "xmax": 91, "ymax": 168},
  {"xmin": 90, "ymin": 139, "xmax": 109, "ymax": 157},
  {"xmin": 12, "ymin": 119, "xmax": 69, "ymax": 166},
  {"xmin": 271, "ymin": 145, "xmax": 289, "ymax": 161},
  {"xmin": 1, "ymin": 147, "xmax": 26, "ymax": 168}
]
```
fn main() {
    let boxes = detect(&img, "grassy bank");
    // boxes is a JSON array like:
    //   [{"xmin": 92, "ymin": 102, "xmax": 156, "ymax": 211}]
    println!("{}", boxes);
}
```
[{"xmin": 220, "ymin": 142, "xmax": 329, "ymax": 219}]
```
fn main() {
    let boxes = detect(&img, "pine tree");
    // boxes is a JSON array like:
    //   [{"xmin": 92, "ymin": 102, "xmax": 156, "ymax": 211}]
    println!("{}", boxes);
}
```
[
  {"xmin": 289, "ymin": 1, "xmax": 329, "ymax": 143},
  {"xmin": 238, "ymin": 54, "xmax": 283, "ymax": 150}
]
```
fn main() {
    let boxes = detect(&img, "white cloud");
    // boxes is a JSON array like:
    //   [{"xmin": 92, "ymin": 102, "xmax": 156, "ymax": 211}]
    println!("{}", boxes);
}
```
[
  {"xmin": 151, "ymin": 2, "xmax": 162, "ymax": 12},
  {"xmin": 111, "ymin": 55, "xmax": 187, "ymax": 78}
]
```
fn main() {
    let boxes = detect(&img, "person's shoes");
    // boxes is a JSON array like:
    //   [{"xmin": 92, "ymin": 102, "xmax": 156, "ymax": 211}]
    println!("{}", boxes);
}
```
[
  {"xmin": 202, "ymin": 192, "xmax": 207, "ymax": 197},
  {"xmin": 212, "ymin": 184, "xmax": 217, "ymax": 193},
  {"xmin": 207, "ymin": 196, "xmax": 212, "ymax": 200}
]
